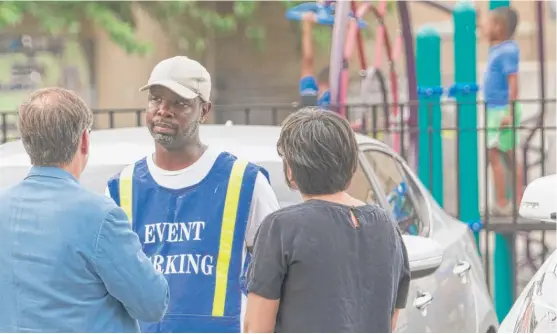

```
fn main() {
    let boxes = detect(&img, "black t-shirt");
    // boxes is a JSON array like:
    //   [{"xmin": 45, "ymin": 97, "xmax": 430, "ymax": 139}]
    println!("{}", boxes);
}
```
[{"xmin": 247, "ymin": 199, "xmax": 410, "ymax": 333}]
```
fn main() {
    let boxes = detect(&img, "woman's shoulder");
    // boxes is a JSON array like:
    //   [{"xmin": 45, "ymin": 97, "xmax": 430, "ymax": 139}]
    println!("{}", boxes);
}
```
[
  {"xmin": 356, "ymin": 204, "xmax": 399, "ymax": 229},
  {"xmin": 266, "ymin": 202, "xmax": 315, "ymax": 220},
  {"xmin": 356, "ymin": 203, "xmax": 391, "ymax": 217}
]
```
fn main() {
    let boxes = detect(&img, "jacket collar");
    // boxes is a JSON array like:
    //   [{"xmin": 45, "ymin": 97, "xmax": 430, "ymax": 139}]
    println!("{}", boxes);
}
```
[{"xmin": 27, "ymin": 166, "xmax": 79, "ymax": 184}]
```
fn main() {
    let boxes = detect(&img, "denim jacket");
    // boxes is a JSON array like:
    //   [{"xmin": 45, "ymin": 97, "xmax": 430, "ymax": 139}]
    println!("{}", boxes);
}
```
[{"xmin": 0, "ymin": 166, "xmax": 169, "ymax": 332}]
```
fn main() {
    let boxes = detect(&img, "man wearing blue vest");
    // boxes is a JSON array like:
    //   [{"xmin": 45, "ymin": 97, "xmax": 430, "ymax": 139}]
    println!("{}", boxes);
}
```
[{"xmin": 106, "ymin": 56, "xmax": 280, "ymax": 333}]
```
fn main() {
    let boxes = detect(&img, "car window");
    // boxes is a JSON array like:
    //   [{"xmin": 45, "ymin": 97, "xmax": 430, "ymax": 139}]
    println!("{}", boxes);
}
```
[
  {"xmin": 260, "ymin": 160, "xmax": 380, "ymax": 207},
  {"xmin": 363, "ymin": 150, "xmax": 425, "ymax": 236},
  {"xmin": 345, "ymin": 162, "xmax": 378, "ymax": 204},
  {"xmin": 256, "ymin": 161, "xmax": 303, "ymax": 207}
]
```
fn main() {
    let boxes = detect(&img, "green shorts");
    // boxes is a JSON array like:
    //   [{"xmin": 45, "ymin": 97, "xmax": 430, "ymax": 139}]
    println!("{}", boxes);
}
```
[{"xmin": 486, "ymin": 104, "xmax": 522, "ymax": 152}]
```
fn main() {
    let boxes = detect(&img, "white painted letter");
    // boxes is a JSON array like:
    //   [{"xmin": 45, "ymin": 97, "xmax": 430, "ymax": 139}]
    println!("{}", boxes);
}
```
[
  {"xmin": 179, "ymin": 222, "xmax": 191, "ymax": 241},
  {"xmin": 192, "ymin": 221, "xmax": 206, "ymax": 241},
  {"xmin": 144, "ymin": 224, "xmax": 155, "ymax": 244},
  {"xmin": 167, "ymin": 223, "xmax": 179, "ymax": 243},
  {"xmin": 185, "ymin": 254, "xmax": 201, "ymax": 274},
  {"xmin": 155, "ymin": 223, "xmax": 167, "ymax": 243},
  {"xmin": 201, "ymin": 255, "xmax": 214, "ymax": 275},
  {"xmin": 152, "ymin": 255, "xmax": 164, "ymax": 273},
  {"xmin": 165, "ymin": 255, "xmax": 179, "ymax": 274}
]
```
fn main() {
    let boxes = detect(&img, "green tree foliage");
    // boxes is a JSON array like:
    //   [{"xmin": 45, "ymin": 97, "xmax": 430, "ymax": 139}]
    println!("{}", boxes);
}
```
[
  {"xmin": 0, "ymin": 1, "xmax": 151, "ymax": 54},
  {"xmin": 0, "ymin": 1, "xmax": 266, "ymax": 55},
  {"xmin": 0, "ymin": 1, "xmax": 393, "ymax": 55}
]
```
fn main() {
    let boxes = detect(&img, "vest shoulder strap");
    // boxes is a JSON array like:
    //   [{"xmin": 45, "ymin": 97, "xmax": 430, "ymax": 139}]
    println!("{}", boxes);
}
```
[
  {"xmin": 118, "ymin": 163, "xmax": 135, "ymax": 224},
  {"xmin": 212, "ymin": 158, "xmax": 249, "ymax": 317}
]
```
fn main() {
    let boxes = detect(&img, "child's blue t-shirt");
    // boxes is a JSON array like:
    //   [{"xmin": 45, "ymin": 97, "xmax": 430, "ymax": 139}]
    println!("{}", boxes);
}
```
[
  {"xmin": 483, "ymin": 40, "xmax": 519, "ymax": 109},
  {"xmin": 299, "ymin": 75, "xmax": 331, "ymax": 107}
]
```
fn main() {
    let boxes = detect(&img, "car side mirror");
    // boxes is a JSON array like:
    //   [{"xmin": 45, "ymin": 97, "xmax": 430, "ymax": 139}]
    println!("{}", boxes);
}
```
[
  {"xmin": 402, "ymin": 235, "xmax": 444, "ymax": 280},
  {"xmin": 519, "ymin": 174, "xmax": 557, "ymax": 223}
]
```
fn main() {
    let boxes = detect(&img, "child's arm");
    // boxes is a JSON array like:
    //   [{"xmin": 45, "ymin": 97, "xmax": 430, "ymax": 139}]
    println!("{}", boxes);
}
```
[
  {"xmin": 501, "ymin": 50, "xmax": 520, "ymax": 126},
  {"xmin": 505, "ymin": 73, "xmax": 519, "ymax": 123},
  {"xmin": 508, "ymin": 73, "xmax": 518, "ymax": 102}
]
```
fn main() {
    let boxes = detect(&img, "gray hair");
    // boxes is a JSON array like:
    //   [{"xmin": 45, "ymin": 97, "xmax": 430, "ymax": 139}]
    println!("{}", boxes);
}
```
[
  {"xmin": 18, "ymin": 87, "xmax": 93, "ymax": 166},
  {"xmin": 277, "ymin": 107, "xmax": 359, "ymax": 195}
]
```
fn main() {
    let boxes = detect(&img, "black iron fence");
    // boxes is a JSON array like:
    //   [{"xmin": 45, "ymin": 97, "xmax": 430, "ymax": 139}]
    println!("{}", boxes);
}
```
[{"xmin": 1, "ymin": 98, "xmax": 555, "ymax": 295}]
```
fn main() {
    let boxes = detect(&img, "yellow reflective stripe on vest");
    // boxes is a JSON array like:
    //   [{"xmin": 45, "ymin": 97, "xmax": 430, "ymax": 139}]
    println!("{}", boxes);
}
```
[
  {"xmin": 212, "ymin": 159, "xmax": 248, "ymax": 317},
  {"xmin": 118, "ymin": 164, "xmax": 135, "ymax": 224}
]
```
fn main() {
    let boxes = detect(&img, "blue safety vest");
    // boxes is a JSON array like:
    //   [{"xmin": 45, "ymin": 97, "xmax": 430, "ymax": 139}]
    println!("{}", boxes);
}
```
[{"xmin": 107, "ymin": 152, "xmax": 267, "ymax": 333}]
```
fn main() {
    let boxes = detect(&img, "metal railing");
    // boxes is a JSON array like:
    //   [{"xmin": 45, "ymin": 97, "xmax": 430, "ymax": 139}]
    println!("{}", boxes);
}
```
[{"xmin": 1, "ymin": 98, "xmax": 555, "ymax": 297}]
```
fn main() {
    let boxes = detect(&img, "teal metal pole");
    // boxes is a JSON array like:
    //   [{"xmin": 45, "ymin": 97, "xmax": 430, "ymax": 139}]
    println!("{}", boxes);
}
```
[
  {"xmin": 489, "ymin": 0, "xmax": 510, "ymax": 10},
  {"xmin": 416, "ymin": 26, "xmax": 444, "ymax": 207},
  {"xmin": 488, "ymin": 0, "xmax": 514, "ymax": 322},
  {"xmin": 494, "ymin": 231, "xmax": 514, "ymax": 321},
  {"xmin": 453, "ymin": 2, "xmax": 480, "ymax": 249}
]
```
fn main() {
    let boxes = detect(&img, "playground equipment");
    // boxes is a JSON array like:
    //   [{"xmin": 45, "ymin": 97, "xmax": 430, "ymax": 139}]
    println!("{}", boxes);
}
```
[
  {"xmin": 332, "ymin": 1, "xmax": 403, "ymax": 153},
  {"xmin": 285, "ymin": 2, "xmax": 366, "ymax": 28},
  {"xmin": 287, "ymin": 1, "xmax": 401, "ymax": 151},
  {"xmin": 288, "ymin": 0, "xmax": 553, "ymax": 323},
  {"xmin": 412, "ymin": 0, "xmax": 552, "ymax": 322},
  {"xmin": 288, "ymin": 0, "xmax": 550, "ymax": 167}
]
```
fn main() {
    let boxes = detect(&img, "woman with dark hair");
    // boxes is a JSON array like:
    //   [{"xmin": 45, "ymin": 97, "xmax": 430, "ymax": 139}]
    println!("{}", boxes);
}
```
[{"xmin": 244, "ymin": 107, "xmax": 410, "ymax": 333}]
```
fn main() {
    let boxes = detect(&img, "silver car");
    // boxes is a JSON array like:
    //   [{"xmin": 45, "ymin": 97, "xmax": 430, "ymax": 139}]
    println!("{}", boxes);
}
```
[
  {"xmin": 498, "ymin": 175, "xmax": 557, "ymax": 333},
  {"xmin": 0, "ymin": 125, "xmax": 499, "ymax": 333}
]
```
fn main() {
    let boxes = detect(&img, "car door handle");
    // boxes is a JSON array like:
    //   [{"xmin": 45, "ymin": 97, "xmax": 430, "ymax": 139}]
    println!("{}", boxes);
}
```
[
  {"xmin": 453, "ymin": 261, "xmax": 472, "ymax": 284},
  {"xmin": 413, "ymin": 291, "xmax": 433, "ymax": 316}
]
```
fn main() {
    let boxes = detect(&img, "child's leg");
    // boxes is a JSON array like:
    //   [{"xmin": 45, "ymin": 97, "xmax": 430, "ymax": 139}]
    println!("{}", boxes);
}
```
[
  {"xmin": 488, "ymin": 148, "xmax": 510, "ymax": 208},
  {"xmin": 486, "ymin": 108, "xmax": 509, "ymax": 209},
  {"xmin": 499, "ymin": 103, "xmax": 523, "ymax": 206},
  {"xmin": 502, "ymin": 151, "xmax": 524, "ymax": 206}
]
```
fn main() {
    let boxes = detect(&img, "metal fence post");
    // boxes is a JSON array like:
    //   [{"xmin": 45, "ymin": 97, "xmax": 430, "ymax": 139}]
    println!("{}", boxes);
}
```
[
  {"xmin": 453, "ymin": 2, "xmax": 480, "ymax": 249},
  {"xmin": 486, "ymin": 0, "xmax": 515, "ymax": 322},
  {"xmin": 489, "ymin": 0, "xmax": 510, "ymax": 10},
  {"xmin": 416, "ymin": 26, "xmax": 444, "ymax": 207}
]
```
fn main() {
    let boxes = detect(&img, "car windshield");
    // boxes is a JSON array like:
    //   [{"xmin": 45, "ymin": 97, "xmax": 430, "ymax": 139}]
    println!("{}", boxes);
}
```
[{"xmin": 0, "ymin": 160, "xmax": 303, "ymax": 208}]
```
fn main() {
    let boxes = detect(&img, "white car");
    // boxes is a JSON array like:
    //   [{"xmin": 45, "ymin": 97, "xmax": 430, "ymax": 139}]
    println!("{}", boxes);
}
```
[
  {"xmin": 0, "ymin": 125, "xmax": 499, "ymax": 333},
  {"xmin": 498, "ymin": 175, "xmax": 557, "ymax": 333}
]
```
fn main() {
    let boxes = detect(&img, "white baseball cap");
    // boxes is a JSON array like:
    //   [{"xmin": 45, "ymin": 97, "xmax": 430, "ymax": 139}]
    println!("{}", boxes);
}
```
[{"xmin": 140, "ymin": 56, "xmax": 211, "ymax": 101}]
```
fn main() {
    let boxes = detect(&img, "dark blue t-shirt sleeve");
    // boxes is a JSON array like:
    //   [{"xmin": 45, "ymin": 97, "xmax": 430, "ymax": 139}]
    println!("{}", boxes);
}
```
[
  {"xmin": 247, "ymin": 212, "xmax": 287, "ymax": 300},
  {"xmin": 395, "ymin": 227, "xmax": 410, "ymax": 309},
  {"xmin": 501, "ymin": 48, "xmax": 519, "ymax": 75}
]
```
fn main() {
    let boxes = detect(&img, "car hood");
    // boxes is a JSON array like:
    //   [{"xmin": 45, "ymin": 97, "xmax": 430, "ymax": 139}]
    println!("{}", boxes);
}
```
[{"xmin": 499, "ymin": 250, "xmax": 557, "ymax": 332}]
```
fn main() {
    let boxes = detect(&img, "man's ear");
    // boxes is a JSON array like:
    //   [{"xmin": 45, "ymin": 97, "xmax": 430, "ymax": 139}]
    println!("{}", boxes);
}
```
[
  {"xmin": 200, "ymin": 101, "xmax": 212, "ymax": 123},
  {"xmin": 81, "ymin": 129, "xmax": 90, "ymax": 156},
  {"xmin": 285, "ymin": 161, "xmax": 298, "ymax": 191}
]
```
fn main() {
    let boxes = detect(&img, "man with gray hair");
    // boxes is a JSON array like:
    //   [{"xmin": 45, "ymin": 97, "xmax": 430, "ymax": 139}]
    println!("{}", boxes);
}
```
[{"xmin": 0, "ymin": 87, "xmax": 169, "ymax": 332}]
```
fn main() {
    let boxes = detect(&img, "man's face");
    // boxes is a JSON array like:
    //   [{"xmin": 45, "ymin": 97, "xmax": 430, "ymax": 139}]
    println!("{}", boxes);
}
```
[{"xmin": 145, "ymin": 86, "xmax": 210, "ymax": 149}]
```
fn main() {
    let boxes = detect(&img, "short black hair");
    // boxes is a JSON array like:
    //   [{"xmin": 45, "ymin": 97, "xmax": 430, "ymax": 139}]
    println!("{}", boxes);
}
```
[
  {"xmin": 317, "ymin": 66, "xmax": 330, "ymax": 84},
  {"xmin": 492, "ymin": 6, "xmax": 519, "ymax": 38},
  {"xmin": 277, "ymin": 107, "xmax": 358, "ymax": 195}
]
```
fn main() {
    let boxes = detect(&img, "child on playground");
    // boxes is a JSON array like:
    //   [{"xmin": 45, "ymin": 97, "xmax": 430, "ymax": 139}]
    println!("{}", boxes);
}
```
[
  {"xmin": 299, "ymin": 11, "xmax": 363, "ymax": 130},
  {"xmin": 299, "ymin": 12, "xmax": 331, "ymax": 108},
  {"xmin": 482, "ymin": 6, "xmax": 523, "ymax": 215}
]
